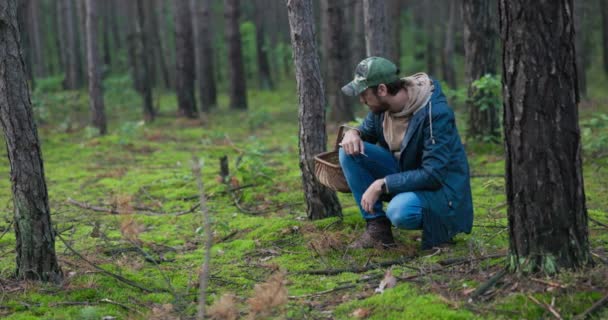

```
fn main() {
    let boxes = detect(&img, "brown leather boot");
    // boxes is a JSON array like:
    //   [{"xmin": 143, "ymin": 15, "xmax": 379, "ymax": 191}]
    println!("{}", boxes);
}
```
[{"xmin": 349, "ymin": 216, "xmax": 396, "ymax": 249}]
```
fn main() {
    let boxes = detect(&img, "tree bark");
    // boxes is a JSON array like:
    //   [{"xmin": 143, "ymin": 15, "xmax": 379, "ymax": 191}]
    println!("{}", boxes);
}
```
[
  {"xmin": 0, "ymin": 0, "xmax": 62, "ymax": 282},
  {"xmin": 387, "ymin": 0, "xmax": 402, "ymax": 64},
  {"xmin": 362, "ymin": 0, "xmax": 387, "ymax": 57},
  {"xmin": 101, "ymin": 0, "xmax": 112, "ymax": 67},
  {"xmin": 173, "ymin": 0, "xmax": 197, "ymax": 117},
  {"xmin": 76, "ymin": 0, "xmax": 88, "ymax": 82},
  {"xmin": 441, "ymin": 0, "xmax": 456, "ymax": 88},
  {"xmin": 28, "ymin": 0, "xmax": 45, "ymax": 77},
  {"xmin": 287, "ymin": 0, "xmax": 342, "ymax": 220},
  {"xmin": 17, "ymin": 0, "xmax": 34, "ymax": 86},
  {"xmin": 86, "ymin": 0, "xmax": 107, "ymax": 134},
  {"xmin": 224, "ymin": 0, "xmax": 248, "ymax": 109},
  {"xmin": 351, "ymin": 0, "xmax": 366, "ymax": 64},
  {"xmin": 147, "ymin": 0, "xmax": 171, "ymax": 89},
  {"xmin": 500, "ymin": 0, "xmax": 591, "ymax": 273},
  {"xmin": 191, "ymin": 0, "xmax": 217, "ymax": 112},
  {"xmin": 423, "ymin": 1, "xmax": 436, "ymax": 76},
  {"xmin": 574, "ymin": 0, "xmax": 588, "ymax": 99},
  {"xmin": 62, "ymin": 0, "xmax": 83, "ymax": 89},
  {"xmin": 462, "ymin": 0, "xmax": 499, "ymax": 140},
  {"xmin": 322, "ymin": 0, "xmax": 353, "ymax": 123},
  {"xmin": 253, "ymin": 0, "xmax": 274, "ymax": 90}
]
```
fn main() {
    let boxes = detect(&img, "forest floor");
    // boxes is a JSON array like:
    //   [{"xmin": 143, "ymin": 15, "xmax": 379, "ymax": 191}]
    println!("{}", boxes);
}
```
[{"xmin": 0, "ymin": 74, "xmax": 608, "ymax": 319}]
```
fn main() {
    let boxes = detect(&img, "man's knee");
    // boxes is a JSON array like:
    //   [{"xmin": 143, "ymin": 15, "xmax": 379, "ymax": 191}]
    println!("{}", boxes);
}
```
[{"xmin": 386, "ymin": 193, "xmax": 423, "ymax": 230}]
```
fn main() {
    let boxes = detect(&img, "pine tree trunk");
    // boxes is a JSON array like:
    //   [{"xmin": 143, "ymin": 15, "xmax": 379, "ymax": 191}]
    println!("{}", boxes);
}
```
[
  {"xmin": 601, "ymin": 0, "xmax": 608, "ymax": 76},
  {"xmin": 62, "ymin": 0, "xmax": 83, "ymax": 89},
  {"xmin": 351, "ymin": 0, "xmax": 366, "ymax": 64},
  {"xmin": 148, "ymin": 0, "xmax": 171, "ymax": 90},
  {"xmin": 0, "ymin": 0, "xmax": 62, "ymax": 282},
  {"xmin": 462, "ymin": 0, "xmax": 499, "ymax": 140},
  {"xmin": 500, "ymin": 0, "xmax": 591, "ymax": 273},
  {"xmin": 173, "ymin": 0, "xmax": 197, "ymax": 117},
  {"xmin": 423, "ymin": 1, "xmax": 436, "ymax": 76},
  {"xmin": 86, "ymin": 0, "xmax": 107, "ymax": 134},
  {"xmin": 441, "ymin": 0, "xmax": 456, "ymax": 89},
  {"xmin": 254, "ymin": 0, "xmax": 274, "ymax": 90},
  {"xmin": 191, "ymin": 0, "xmax": 217, "ymax": 112},
  {"xmin": 28, "ymin": 0, "xmax": 45, "ymax": 77},
  {"xmin": 362, "ymin": 0, "xmax": 387, "ymax": 57},
  {"xmin": 76, "ymin": 0, "xmax": 87, "ymax": 83},
  {"xmin": 56, "ymin": 0, "xmax": 67, "ymax": 72},
  {"xmin": 287, "ymin": 0, "xmax": 342, "ymax": 220},
  {"xmin": 387, "ymin": 0, "xmax": 402, "ymax": 64},
  {"xmin": 574, "ymin": 0, "xmax": 587, "ymax": 99},
  {"xmin": 322, "ymin": 0, "xmax": 353, "ymax": 123},
  {"xmin": 101, "ymin": 0, "xmax": 112, "ymax": 67},
  {"xmin": 110, "ymin": 0, "xmax": 122, "ymax": 50},
  {"xmin": 224, "ymin": 0, "xmax": 248, "ymax": 109},
  {"xmin": 17, "ymin": 0, "xmax": 34, "ymax": 87}
]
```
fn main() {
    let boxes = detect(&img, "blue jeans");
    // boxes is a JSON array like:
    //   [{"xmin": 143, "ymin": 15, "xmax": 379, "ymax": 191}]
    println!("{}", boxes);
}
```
[{"xmin": 339, "ymin": 142, "xmax": 425, "ymax": 229}]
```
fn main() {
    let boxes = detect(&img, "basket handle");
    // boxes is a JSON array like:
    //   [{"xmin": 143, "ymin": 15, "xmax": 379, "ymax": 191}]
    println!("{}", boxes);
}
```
[{"xmin": 333, "ymin": 125, "xmax": 349, "ymax": 151}]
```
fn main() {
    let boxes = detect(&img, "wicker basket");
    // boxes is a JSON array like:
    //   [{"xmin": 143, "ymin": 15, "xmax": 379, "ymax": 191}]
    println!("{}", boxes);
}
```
[{"xmin": 314, "ymin": 126, "xmax": 351, "ymax": 193}]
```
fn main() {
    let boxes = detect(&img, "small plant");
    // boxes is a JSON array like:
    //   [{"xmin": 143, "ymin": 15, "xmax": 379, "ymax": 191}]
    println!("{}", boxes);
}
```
[
  {"xmin": 580, "ymin": 113, "xmax": 608, "ymax": 157},
  {"xmin": 469, "ymin": 74, "xmax": 503, "ymax": 142}
]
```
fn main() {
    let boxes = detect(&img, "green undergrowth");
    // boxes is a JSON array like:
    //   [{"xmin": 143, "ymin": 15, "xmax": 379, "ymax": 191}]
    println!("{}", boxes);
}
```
[{"xmin": 0, "ymin": 73, "xmax": 607, "ymax": 319}]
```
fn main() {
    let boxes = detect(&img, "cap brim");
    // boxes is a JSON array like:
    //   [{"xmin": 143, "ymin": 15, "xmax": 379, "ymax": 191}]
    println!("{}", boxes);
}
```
[{"xmin": 341, "ymin": 81, "xmax": 367, "ymax": 96}]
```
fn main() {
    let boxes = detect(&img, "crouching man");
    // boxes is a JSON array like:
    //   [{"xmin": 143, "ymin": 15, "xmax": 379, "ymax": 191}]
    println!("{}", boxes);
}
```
[{"xmin": 339, "ymin": 57, "xmax": 473, "ymax": 249}]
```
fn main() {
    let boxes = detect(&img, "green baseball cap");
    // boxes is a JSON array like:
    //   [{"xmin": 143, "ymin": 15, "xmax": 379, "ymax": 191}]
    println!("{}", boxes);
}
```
[{"xmin": 341, "ymin": 57, "xmax": 400, "ymax": 96}]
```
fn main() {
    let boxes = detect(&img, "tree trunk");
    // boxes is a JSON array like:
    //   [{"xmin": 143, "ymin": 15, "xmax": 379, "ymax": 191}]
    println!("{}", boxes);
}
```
[
  {"xmin": 423, "ymin": 1, "xmax": 436, "ymax": 76},
  {"xmin": 0, "ymin": 0, "xmax": 62, "ymax": 282},
  {"xmin": 387, "ymin": 0, "xmax": 402, "ymax": 64},
  {"xmin": 148, "ymin": 0, "xmax": 171, "ymax": 90},
  {"xmin": 601, "ymin": 0, "xmax": 608, "ymax": 76},
  {"xmin": 351, "ymin": 0, "xmax": 366, "ymax": 64},
  {"xmin": 86, "ymin": 0, "xmax": 107, "ymax": 134},
  {"xmin": 62, "ymin": 0, "xmax": 83, "ymax": 89},
  {"xmin": 191, "ymin": 0, "xmax": 217, "ymax": 112},
  {"xmin": 500, "ymin": 0, "xmax": 591, "ymax": 273},
  {"xmin": 462, "ymin": 0, "xmax": 499, "ymax": 140},
  {"xmin": 441, "ymin": 0, "xmax": 456, "ymax": 89},
  {"xmin": 224, "ymin": 0, "xmax": 248, "ymax": 109},
  {"xmin": 17, "ymin": 0, "xmax": 34, "ymax": 87},
  {"xmin": 101, "ymin": 0, "xmax": 112, "ymax": 67},
  {"xmin": 76, "ymin": 0, "xmax": 87, "ymax": 83},
  {"xmin": 253, "ymin": 0, "xmax": 274, "ymax": 90},
  {"xmin": 322, "ymin": 0, "xmax": 353, "ymax": 123},
  {"xmin": 574, "ymin": 0, "xmax": 587, "ymax": 99},
  {"xmin": 173, "ymin": 0, "xmax": 197, "ymax": 117},
  {"xmin": 286, "ymin": 0, "xmax": 342, "ymax": 220},
  {"xmin": 362, "ymin": 0, "xmax": 387, "ymax": 57},
  {"xmin": 28, "ymin": 0, "xmax": 45, "ymax": 77},
  {"xmin": 56, "ymin": 0, "xmax": 67, "ymax": 72}
]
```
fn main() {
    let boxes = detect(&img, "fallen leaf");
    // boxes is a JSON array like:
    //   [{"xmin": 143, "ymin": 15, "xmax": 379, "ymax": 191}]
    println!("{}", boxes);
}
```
[{"xmin": 351, "ymin": 308, "xmax": 372, "ymax": 318}]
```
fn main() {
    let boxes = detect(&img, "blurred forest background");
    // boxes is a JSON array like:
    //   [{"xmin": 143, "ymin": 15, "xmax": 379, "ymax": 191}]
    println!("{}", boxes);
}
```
[{"xmin": 1, "ymin": 0, "xmax": 608, "ymax": 319}]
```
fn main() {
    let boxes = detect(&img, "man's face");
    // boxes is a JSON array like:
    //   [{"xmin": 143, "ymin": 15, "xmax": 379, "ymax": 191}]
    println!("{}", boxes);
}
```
[{"xmin": 359, "ymin": 87, "xmax": 390, "ymax": 114}]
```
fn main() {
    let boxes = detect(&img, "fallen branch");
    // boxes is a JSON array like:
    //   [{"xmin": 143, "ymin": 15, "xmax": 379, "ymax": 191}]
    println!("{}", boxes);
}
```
[
  {"xmin": 530, "ymin": 277, "xmax": 567, "ymax": 289},
  {"xmin": 192, "ymin": 155, "xmax": 212, "ymax": 320},
  {"xmin": 299, "ymin": 255, "xmax": 416, "ymax": 275},
  {"xmin": 589, "ymin": 217, "xmax": 608, "ymax": 229},
  {"xmin": 288, "ymin": 283, "xmax": 357, "ymax": 299},
  {"xmin": 66, "ymin": 197, "xmax": 199, "ymax": 216},
  {"xmin": 574, "ymin": 292, "xmax": 608, "ymax": 320},
  {"xmin": 56, "ymin": 233, "xmax": 167, "ymax": 293},
  {"xmin": 437, "ymin": 253, "xmax": 506, "ymax": 266},
  {"xmin": 527, "ymin": 294, "xmax": 563, "ymax": 319},
  {"xmin": 468, "ymin": 268, "xmax": 507, "ymax": 302},
  {"xmin": 591, "ymin": 252, "xmax": 608, "ymax": 265},
  {"xmin": 0, "ymin": 221, "xmax": 13, "ymax": 241}
]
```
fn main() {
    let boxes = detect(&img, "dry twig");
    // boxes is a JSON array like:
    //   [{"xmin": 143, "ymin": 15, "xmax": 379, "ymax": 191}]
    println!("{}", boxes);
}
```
[{"xmin": 527, "ymin": 294, "xmax": 563, "ymax": 319}]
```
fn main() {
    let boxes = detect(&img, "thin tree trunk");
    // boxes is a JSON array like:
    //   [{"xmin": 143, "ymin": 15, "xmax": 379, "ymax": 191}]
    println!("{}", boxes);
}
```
[
  {"xmin": 191, "ymin": 0, "xmax": 217, "ymax": 112},
  {"xmin": 462, "ymin": 0, "xmax": 499, "ymax": 140},
  {"xmin": 500, "ymin": 0, "xmax": 591, "ymax": 273},
  {"xmin": 287, "ymin": 0, "xmax": 342, "ymax": 220},
  {"xmin": 254, "ymin": 0, "xmax": 274, "ymax": 90},
  {"xmin": 28, "ymin": 0, "xmax": 45, "ymax": 77},
  {"xmin": 86, "ymin": 0, "xmax": 107, "ymax": 134},
  {"xmin": 110, "ymin": 0, "xmax": 122, "ymax": 50},
  {"xmin": 224, "ymin": 0, "xmax": 248, "ymax": 109},
  {"xmin": 322, "ymin": 0, "xmax": 353, "ymax": 122},
  {"xmin": 148, "ymin": 0, "xmax": 171, "ymax": 89},
  {"xmin": 601, "ymin": 0, "xmax": 608, "ymax": 76},
  {"xmin": 0, "ymin": 0, "xmax": 62, "ymax": 282},
  {"xmin": 574, "ymin": 0, "xmax": 587, "ymax": 99},
  {"xmin": 441, "ymin": 0, "xmax": 456, "ymax": 88},
  {"xmin": 174, "ymin": 0, "xmax": 197, "ymax": 117},
  {"xmin": 387, "ymin": 0, "xmax": 402, "ymax": 64},
  {"xmin": 101, "ymin": 0, "xmax": 112, "ymax": 67},
  {"xmin": 76, "ymin": 0, "xmax": 87, "ymax": 83},
  {"xmin": 362, "ymin": 0, "xmax": 387, "ymax": 57},
  {"xmin": 17, "ymin": 0, "xmax": 34, "ymax": 86},
  {"xmin": 56, "ymin": 0, "xmax": 67, "ymax": 72},
  {"xmin": 423, "ymin": 1, "xmax": 436, "ymax": 76},
  {"xmin": 352, "ymin": 0, "xmax": 366, "ymax": 64},
  {"xmin": 63, "ymin": 0, "xmax": 82, "ymax": 89}
]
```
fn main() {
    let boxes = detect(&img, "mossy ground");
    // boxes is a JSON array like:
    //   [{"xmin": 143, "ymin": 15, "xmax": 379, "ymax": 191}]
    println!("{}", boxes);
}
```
[{"xmin": 0, "ymin": 72, "xmax": 607, "ymax": 319}]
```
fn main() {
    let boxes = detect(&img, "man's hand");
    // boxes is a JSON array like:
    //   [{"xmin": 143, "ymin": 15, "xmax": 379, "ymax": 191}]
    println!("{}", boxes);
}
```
[
  {"xmin": 361, "ymin": 179, "xmax": 385, "ymax": 214},
  {"xmin": 340, "ymin": 129, "xmax": 365, "ymax": 155}
]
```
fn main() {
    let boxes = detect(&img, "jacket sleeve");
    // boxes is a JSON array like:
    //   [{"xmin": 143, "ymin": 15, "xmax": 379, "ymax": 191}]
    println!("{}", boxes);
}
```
[
  {"xmin": 356, "ymin": 112, "xmax": 379, "ymax": 144},
  {"xmin": 384, "ymin": 106, "xmax": 455, "ymax": 193}
]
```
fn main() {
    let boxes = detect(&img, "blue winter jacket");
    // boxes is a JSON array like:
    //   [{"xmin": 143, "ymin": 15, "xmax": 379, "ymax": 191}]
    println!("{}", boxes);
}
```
[{"xmin": 356, "ymin": 80, "xmax": 473, "ymax": 249}]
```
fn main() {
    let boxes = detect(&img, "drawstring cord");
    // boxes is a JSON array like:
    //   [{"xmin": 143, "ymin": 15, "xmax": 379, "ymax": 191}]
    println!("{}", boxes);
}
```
[{"xmin": 429, "ymin": 100, "xmax": 435, "ymax": 144}]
